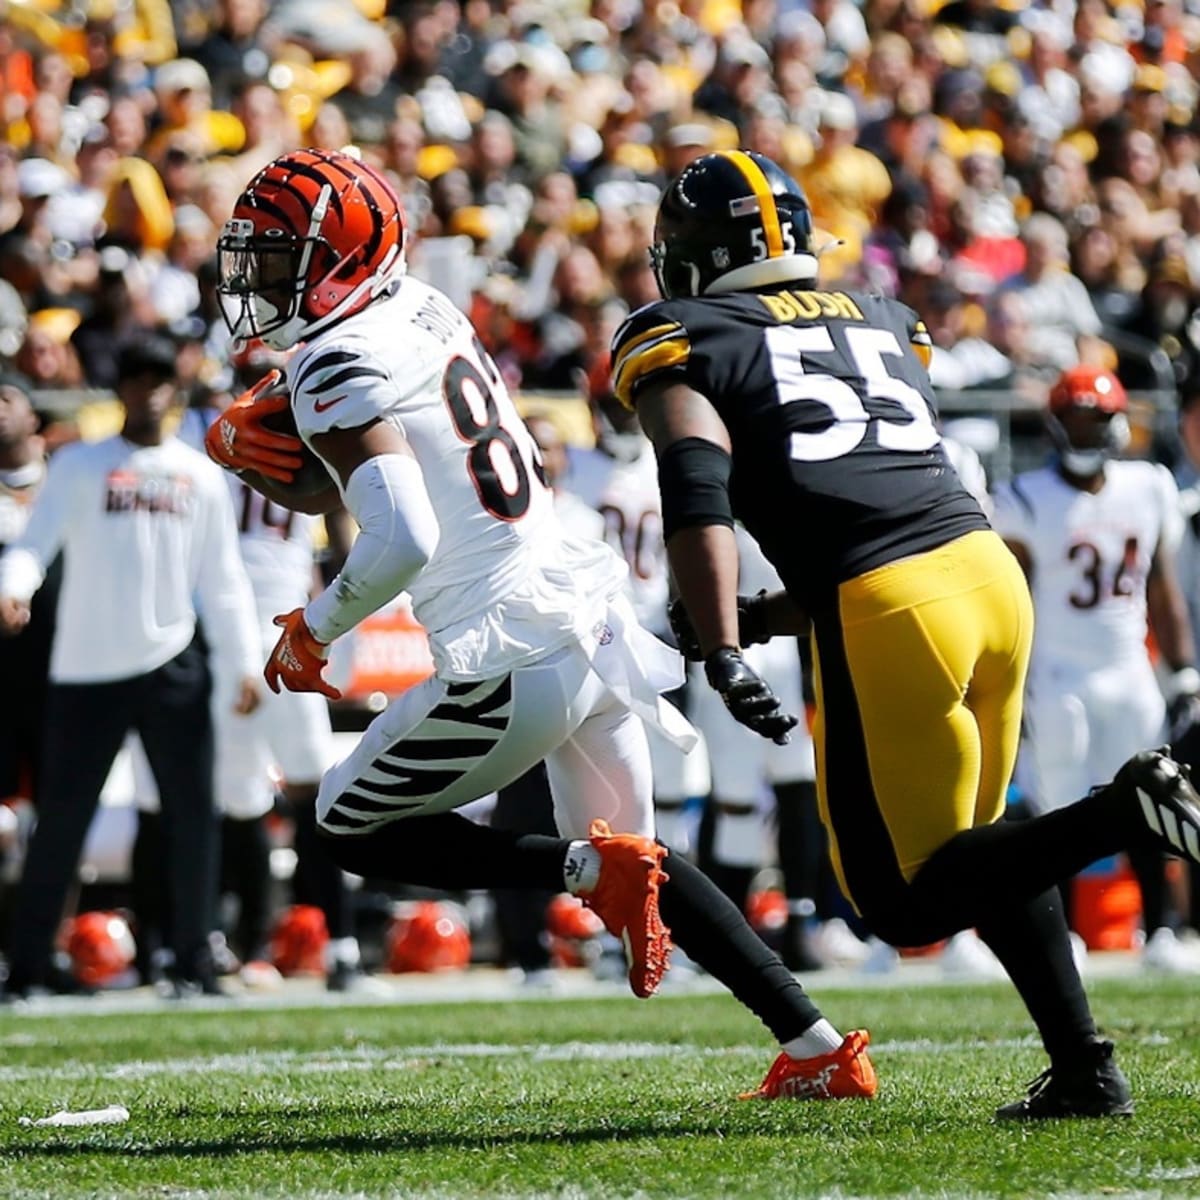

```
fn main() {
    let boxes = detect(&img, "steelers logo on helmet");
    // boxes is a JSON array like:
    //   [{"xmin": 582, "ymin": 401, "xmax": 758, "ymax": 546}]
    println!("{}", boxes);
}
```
[
  {"xmin": 651, "ymin": 150, "xmax": 818, "ymax": 299},
  {"xmin": 1047, "ymin": 364, "xmax": 1131, "ymax": 477}
]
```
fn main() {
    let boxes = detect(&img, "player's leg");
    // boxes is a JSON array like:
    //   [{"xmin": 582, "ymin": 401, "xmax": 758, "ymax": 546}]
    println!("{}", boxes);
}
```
[
  {"xmin": 812, "ymin": 531, "xmax": 1124, "ymax": 1115},
  {"xmin": 689, "ymin": 656, "xmax": 769, "ymax": 912},
  {"xmin": 4, "ymin": 679, "xmax": 134, "ymax": 995},
  {"xmin": 263, "ymin": 687, "xmax": 364, "ymax": 986},
  {"xmin": 212, "ymin": 693, "xmax": 275, "ymax": 970},
  {"xmin": 137, "ymin": 639, "xmax": 220, "ymax": 992},
  {"xmin": 546, "ymin": 674, "xmax": 875, "ymax": 1099}
]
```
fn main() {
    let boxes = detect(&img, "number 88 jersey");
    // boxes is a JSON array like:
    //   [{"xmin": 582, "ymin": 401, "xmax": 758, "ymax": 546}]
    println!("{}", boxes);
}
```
[
  {"xmin": 289, "ymin": 277, "xmax": 626, "ymax": 677},
  {"xmin": 611, "ymin": 287, "xmax": 988, "ymax": 611}
]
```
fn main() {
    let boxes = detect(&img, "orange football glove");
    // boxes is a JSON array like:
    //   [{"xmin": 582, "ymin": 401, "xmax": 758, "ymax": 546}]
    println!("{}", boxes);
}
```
[
  {"xmin": 204, "ymin": 370, "xmax": 304, "ymax": 483},
  {"xmin": 265, "ymin": 608, "xmax": 342, "ymax": 700}
]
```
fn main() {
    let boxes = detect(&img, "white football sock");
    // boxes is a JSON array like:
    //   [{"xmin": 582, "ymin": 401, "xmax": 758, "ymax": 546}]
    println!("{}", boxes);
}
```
[
  {"xmin": 782, "ymin": 1018, "xmax": 843, "ymax": 1059},
  {"xmin": 563, "ymin": 841, "xmax": 602, "ymax": 894}
]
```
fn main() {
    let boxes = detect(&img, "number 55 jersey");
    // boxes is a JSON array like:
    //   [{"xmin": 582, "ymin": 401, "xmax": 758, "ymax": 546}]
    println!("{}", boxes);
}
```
[
  {"xmin": 611, "ymin": 287, "xmax": 988, "ymax": 612},
  {"xmin": 288, "ymin": 277, "xmax": 629, "ymax": 681}
]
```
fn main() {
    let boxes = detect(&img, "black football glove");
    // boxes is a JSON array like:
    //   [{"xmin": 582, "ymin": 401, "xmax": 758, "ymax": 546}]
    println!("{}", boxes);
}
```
[
  {"xmin": 704, "ymin": 647, "xmax": 798, "ymax": 745},
  {"xmin": 668, "ymin": 591, "xmax": 772, "ymax": 663}
]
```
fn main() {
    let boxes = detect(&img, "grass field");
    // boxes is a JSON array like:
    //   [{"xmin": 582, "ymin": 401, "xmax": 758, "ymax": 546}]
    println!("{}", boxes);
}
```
[{"xmin": 1, "ymin": 975, "xmax": 1199, "ymax": 1199}]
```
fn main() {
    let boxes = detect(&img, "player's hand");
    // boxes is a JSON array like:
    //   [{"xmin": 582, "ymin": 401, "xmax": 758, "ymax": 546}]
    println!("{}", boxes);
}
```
[
  {"xmin": 704, "ymin": 647, "xmax": 798, "ymax": 745},
  {"xmin": 233, "ymin": 675, "xmax": 262, "ymax": 716},
  {"xmin": 667, "ymin": 591, "xmax": 774, "ymax": 662},
  {"xmin": 265, "ymin": 608, "xmax": 342, "ymax": 700},
  {"xmin": 0, "ymin": 596, "xmax": 30, "ymax": 636},
  {"xmin": 204, "ymin": 370, "xmax": 303, "ymax": 483}
]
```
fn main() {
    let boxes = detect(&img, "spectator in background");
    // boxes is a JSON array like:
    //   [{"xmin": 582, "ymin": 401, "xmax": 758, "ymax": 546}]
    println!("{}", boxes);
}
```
[
  {"xmin": 999, "ymin": 213, "xmax": 1103, "ymax": 373},
  {"xmin": 189, "ymin": 0, "xmax": 272, "ymax": 110},
  {"xmin": 70, "ymin": 249, "xmax": 156, "ymax": 390},
  {"xmin": 0, "ymin": 336, "xmax": 261, "ymax": 998}
]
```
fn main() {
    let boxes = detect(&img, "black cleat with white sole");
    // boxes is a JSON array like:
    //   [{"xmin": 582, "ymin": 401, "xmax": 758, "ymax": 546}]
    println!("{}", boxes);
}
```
[
  {"xmin": 996, "ymin": 1039, "xmax": 1133, "ymax": 1120},
  {"xmin": 1105, "ymin": 748, "xmax": 1200, "ymax": 864}
]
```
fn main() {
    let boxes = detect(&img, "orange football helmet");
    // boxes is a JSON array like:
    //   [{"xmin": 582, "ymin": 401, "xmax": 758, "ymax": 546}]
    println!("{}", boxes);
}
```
[
  {"xmin": 545, "ymin": 893, "xmax": 604, "ymax": 968},
  {"xmin": 385, "ymin": 901, "xmax": 471, "ymax": 973},
  {"xmin": 61, "ymin": 911, "xmax": 136, "ymax": 988},
  {"xmin": 1047, "ymin": 364, "xmax": 1130, "ymax": 475},
  {"xmin": 217, "ymin": 148, "xmax": 407, "ymax": 351},
  {"xmin": 269, "ymin": 904, "xmax": 329, "ymax": 977}
]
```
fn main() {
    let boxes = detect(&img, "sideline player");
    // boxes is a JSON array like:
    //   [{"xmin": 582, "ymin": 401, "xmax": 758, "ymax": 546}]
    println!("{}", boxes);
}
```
[
  {"xmin": 622, "ymin": 149, "xmax": 1200, "ymax": 1118},
  {"xmin": 203, "ymin": 148, "xmax": 876, "ymax": 1100},
  {"xmin": 994, "ymin": 366, "xmax": 1200, "ymax": 972}
]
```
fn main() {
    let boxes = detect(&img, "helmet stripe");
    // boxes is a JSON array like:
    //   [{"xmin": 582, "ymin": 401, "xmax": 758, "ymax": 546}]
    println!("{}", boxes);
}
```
[{"xmin": 718, "ymin": 151, "xmax": 783, "ymax": 258}]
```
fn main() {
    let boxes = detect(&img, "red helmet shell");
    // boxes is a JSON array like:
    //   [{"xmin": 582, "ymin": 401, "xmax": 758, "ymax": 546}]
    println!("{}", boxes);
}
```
[
  {"xmin": 1049, "ymin": 366, "xmax": 1128, "ymax": 415},
  {"xmin": 269, "ymin": 904, "xmax": 329, "ymax": 977},
  {"xmin": 385, "ymin": 901, "xmax": 471, "ymax": 973},
  {"xmin": 62, "ymin": 911, "xmax": 136, "ymax": 988}
]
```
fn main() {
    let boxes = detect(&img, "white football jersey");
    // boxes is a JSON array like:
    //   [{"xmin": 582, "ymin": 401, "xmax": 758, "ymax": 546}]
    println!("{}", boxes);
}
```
[
  {"xmin": 177, "ymin": 407, "xmax": 320, "ymax": 621},
  {"xmin": 288, "ymin": 279, "xmax": 627, "ymax": 679},
  {"xmin": 992, "ymin": 460, "xmax": 1182, "ymax": 669},
  {"xmin": 571, "ymin": 438, "xmax": 669, "ymax": 636}
]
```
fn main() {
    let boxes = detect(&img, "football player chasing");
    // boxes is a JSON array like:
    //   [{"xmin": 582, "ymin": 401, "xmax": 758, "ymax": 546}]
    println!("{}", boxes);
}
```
[
  {"xmin": 995, "ymin": 367, "xmax": 1200, "ymax": 974},
  {"xmin": 633, "ymin": 149, "xmax": 1200, "ymax": 1118},
  {"xmin": 204, "ymin": 149, "xmax": 876, "ymax": 1102}
]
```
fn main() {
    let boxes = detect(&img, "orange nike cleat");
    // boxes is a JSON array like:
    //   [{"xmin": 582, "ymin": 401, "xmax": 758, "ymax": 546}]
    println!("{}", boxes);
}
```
[
  {"xmin": 578, "ymin": 819, "xmax": 672, "ymax": 998},
  {"xmin": 739, "ymin": 1030, "xmax": 878, "ymax": 1100}
]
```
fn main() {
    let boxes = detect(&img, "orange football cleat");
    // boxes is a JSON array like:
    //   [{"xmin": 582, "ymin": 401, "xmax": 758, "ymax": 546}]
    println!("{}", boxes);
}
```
[
  {"xmin": 739, "ymin": 1030, "xmax": 878, "ymax": 1100},
  {"xmin": 578, "ymin": 819, "xmax": 672, "ymax": 998}
]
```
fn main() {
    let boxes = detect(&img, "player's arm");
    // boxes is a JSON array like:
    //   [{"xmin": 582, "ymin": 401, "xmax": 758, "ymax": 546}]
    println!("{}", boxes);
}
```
[
  {"xmin": 1003, "ymin": 537, "xmax": 1033, "ymax": 582},
  {"xmin": 1148, "ymin": 536, "xmax": 1197, "ymax": 675},
  {"xmin": 0, "ymin": 447, "xmax": 77, "ymax": 634},
  {"xmin": 264, "ymin": 418, "xmax": 440, "ymax": 697},
  {"xmin": 637, "ymin": 379, "xmax": 797, "ymax": 744}
]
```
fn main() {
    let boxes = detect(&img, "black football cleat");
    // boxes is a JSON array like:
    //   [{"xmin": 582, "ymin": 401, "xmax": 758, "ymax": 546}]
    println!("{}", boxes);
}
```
[
  {"xmin": 1105, "ymin": 748, "xmax": 1200, "ymax": 864},
  {"xmin": 996, "ymin": 1039, "xmax": 1133, "ymax": 1120}
]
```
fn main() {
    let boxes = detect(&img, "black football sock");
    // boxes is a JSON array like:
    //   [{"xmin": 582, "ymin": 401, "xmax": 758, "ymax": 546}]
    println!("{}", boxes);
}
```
[
  {"xmin": 659, "ymin": 849, "xmax": 825, "ymax": 1042},
  {"xmin": 222, "ymin": 815, "xmax": 272, "ymax": 961},
  {"xmin": 775, "ymin": 780, "xmax": 824, "ymax": 911},
  {"xmin": 1127, "ymin": 846, "xmax": 1168, "ymax": 935},
  {"xmin": 319, "ymin": 810, "xmax": 570, "ymax": 891},
  {"xmin": 974, "ymin": 888, "xmax": 1098, "ymax": 1068},
  {"xmin": 892, "ymin": 794, "xmax": 1129, "ymax": 942},
  {"xmin": 292, "ymin": 791, "xmax": 353, "ymax": 940}
]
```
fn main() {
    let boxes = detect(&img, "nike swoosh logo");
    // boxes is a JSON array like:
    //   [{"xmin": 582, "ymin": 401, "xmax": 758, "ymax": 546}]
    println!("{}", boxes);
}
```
[{"xmin": 313, "ymin": 394, "xmax": 348, "ymax": 413}]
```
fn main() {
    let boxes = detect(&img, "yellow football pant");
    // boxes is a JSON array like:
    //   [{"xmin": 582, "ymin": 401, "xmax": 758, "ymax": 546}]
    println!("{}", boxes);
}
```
[{"xmin": 810, "ymin": 529, "xmax": 1033, "ymax": 915}]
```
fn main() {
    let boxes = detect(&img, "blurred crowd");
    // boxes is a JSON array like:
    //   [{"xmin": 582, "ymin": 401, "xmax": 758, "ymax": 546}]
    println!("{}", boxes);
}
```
[{"xmin": 3, "ymin": 0, "xmax": 1200, "ymax": 425}]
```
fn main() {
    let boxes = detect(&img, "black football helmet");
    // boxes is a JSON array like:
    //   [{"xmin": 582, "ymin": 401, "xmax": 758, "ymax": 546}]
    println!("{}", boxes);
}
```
[{"xmin": 651, "ymin": 150, "xmax": 818, "ymax": 299}]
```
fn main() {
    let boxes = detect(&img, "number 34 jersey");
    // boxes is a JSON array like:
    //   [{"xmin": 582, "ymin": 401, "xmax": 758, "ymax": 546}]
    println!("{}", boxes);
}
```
[
  {"xmin": 611, "ymin": 288, "xmax": 987, "ymax": 610},
  {"xmin": 992, "ymin": 460, "xmax": 1182, "ymax": 670},
  {"xmin": 288, "ymin": 278, "xmax": 627, "ymax": 679}
]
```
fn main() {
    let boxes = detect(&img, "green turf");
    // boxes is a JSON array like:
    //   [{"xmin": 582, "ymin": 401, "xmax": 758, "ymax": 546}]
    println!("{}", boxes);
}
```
[{"xmin": 1, "ymin": 978, "xmax": 1198, "ymax": 1198}]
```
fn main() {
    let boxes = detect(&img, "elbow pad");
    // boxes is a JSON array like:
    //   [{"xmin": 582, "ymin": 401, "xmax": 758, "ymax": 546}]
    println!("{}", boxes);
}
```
[
  {"xmin": 304, "ymin": 454, "xmax": 439, "ymax": 643},
  {"xmin": 657, "ymin": 437, "xmax": 735, "ymax": 541}
]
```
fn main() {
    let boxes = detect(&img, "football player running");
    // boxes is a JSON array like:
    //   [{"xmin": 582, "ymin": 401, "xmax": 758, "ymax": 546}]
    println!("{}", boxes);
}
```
[
  {"xmin": 205, "ymin": 148, "xmax": 876, "ymax": 1101},
  {"xmin": 628, "ymin": 149, "xmax": 1200, "ymax": 1118},
  {"xmin": 994, "ymin": 367, "xmax": 1200, "ymax": 973}
]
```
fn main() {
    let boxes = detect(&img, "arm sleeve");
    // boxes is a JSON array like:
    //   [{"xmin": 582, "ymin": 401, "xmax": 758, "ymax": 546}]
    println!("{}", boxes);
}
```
[
  {"xmin": 0, "ymin": 447, "xmax": 79, "ymax": 601},
  {"xmin": 304, "ymin": 454, "xmax": 440, "ymax": 643},
  {"xmin": 193, "ymin": 472, "xmax": 261, "ymax": 681},
  {"xmin": 1156, "ymin": 463, "xmax": 1185, "ymax": 556}
]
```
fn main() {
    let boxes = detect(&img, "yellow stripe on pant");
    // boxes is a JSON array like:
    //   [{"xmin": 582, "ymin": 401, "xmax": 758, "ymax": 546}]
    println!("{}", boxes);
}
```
[{"xmin": 810, "ymin": 530, "xmax": 1033, "ymax": 916}]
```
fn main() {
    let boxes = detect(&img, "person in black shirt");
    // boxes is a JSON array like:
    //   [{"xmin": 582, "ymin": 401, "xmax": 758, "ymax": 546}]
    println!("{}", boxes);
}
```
[{"xmin": 625, "ymin": 150, "xmax": 1200, "ymax": 1119}]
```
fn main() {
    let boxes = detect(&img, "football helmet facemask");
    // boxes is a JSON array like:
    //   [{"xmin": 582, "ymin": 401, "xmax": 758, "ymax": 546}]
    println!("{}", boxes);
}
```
[
  {"xmin": 1047, "ymin": 364, "xmax": 1130, "ymax": 477},
  {"xmin": 217, "ymin": 148, "xmax": 407, "ymax": 351},
  {"xmin": 651, "ymin": 150, "xmax": 818, "ymax": 299}
]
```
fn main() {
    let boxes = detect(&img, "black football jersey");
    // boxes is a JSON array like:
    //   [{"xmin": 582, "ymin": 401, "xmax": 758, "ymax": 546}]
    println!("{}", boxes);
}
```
[{"xmin": 611, "ymin": 287, "xmax": 990, "ymax": 610}]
